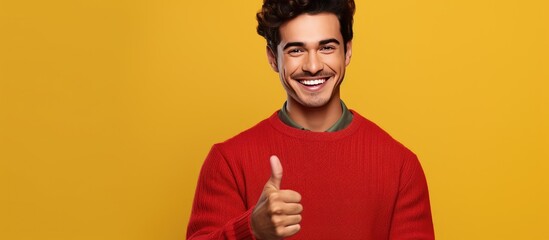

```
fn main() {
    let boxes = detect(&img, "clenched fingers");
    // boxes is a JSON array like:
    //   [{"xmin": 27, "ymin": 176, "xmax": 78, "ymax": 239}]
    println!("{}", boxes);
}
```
[
  {"xmin": 272, "ymin": 214, "xmax": 302, "ymax": 227},
  {"xmin": 275, "ymin": 224, "xmax": 301, "ymax": 238},
  {"xmin": 269, "ymin": 202, "xmax": 303, "ymax": 215},
  {"xmin": 268, "ymin": 189, "xmax": 301, "ymax": 203}
]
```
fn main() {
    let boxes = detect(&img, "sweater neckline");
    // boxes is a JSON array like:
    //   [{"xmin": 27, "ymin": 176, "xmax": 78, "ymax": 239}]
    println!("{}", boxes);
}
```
[{"xmin": 268, "ymin": 109, "xmax": 364, "ymax": 141}]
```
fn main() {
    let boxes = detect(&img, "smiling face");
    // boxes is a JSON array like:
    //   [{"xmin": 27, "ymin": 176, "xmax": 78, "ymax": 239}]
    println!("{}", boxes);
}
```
[{"xmin": 268, "ymin": 12, "xmax": 352, "ymax": 110}]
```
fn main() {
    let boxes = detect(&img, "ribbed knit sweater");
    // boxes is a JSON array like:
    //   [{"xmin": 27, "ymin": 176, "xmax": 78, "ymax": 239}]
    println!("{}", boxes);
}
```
[{"xmin": 187, "ymin": 110, "xmax": 434, "ymax": 240}]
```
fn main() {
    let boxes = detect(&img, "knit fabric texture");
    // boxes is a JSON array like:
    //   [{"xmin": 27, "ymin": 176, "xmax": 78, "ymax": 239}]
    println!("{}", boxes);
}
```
[{"xmin": 187, "ymin": 110, "xmax": 434, "ymax": 240}]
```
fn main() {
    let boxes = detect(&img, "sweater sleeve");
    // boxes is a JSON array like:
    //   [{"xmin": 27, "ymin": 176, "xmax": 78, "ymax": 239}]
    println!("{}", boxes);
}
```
[
  {"xmin": 187, "ymin": 145, "xmax": 257, "ymax": 240},
  {"xmin": 389, "ymin": 153, "xmax": 435, "ymax": 240}
]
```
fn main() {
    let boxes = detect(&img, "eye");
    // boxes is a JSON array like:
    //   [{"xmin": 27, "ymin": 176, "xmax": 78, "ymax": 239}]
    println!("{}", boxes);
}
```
[
  {"xmin": 287, "ymin": 48, "xmax": 305, "ymax": 56},
  {"xmin": 290, "ymin": 49, "xmax": 302, "ymax": 53},
  {"xmin": 320, "ymin": 45, "xmax": 336, "ymax": 52}
]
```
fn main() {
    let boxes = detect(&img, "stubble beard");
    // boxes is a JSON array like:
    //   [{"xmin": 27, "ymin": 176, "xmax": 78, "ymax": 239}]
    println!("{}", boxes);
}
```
[{"xmin": 291, "ymin": 84, "xmax": 340, "ymax": 109}]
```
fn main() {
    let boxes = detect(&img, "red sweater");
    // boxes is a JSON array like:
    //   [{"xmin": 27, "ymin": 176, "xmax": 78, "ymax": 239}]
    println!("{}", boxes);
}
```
[{"xmin": 187, "ymin": 110, "xmax": 434, "ymax": 239}]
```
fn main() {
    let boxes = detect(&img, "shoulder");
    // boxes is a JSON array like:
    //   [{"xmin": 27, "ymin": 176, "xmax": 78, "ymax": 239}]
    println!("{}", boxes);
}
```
[
  {"xmin": 351, "ymin": 110, "xmax": 417, "ymax": 159},
  {"xmin": 213, "ymin": 111, "xmax": 280, "ymax": 153},
  {"xmin": 351, "ymin": 110, "xmax": 425, "ymax": 185}
]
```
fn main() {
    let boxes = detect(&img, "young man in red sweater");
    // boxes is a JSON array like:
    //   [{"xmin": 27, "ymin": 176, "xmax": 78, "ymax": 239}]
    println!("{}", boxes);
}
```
[{"xmin": 187, "ymin": 0, "xmax": 434, "ymax": 239}]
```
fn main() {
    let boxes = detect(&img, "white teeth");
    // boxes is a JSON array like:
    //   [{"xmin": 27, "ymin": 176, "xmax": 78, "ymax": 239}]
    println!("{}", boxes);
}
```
[{"xmin": 299, "ymin": 79, "xmax": 326, "ymax": 86}]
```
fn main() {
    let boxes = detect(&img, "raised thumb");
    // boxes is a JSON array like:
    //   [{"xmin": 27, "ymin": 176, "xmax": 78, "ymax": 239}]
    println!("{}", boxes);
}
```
[{"xmin": 268, "ymin": 155, "xmax": 283, "ymax": 189}]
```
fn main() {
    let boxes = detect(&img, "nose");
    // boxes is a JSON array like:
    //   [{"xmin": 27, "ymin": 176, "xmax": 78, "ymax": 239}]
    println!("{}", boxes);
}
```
[{"xmin": 302, "ymin": 52, "xmax": 324, "ymax": 75}]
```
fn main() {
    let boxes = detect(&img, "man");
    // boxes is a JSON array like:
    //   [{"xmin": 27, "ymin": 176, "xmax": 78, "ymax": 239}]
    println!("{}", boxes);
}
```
[{"xmin": 187, "ymin": 0, "xmax": 434, "ymax": 239}]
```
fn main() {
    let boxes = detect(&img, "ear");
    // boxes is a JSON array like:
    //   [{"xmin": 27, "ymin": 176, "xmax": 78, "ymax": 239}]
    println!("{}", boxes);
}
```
[
  {"xmin": 345, "ymin": 40, "xmax": 352, "ymax": 66},
  {"xmin": 266, "ymin": 46, "xmax": 279, "ymax": 72}
]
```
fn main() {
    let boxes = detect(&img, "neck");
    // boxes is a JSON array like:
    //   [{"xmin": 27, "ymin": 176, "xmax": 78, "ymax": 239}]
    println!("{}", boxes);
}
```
[{"xmin": 286, "ymin": 94, "xmax": 342, "ymax": 132}]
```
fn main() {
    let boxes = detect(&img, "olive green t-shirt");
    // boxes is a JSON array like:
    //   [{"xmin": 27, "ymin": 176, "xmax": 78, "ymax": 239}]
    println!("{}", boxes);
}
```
[{"xmin": 278, "ymin": 100, "xmax": 353, "ymax": 132}]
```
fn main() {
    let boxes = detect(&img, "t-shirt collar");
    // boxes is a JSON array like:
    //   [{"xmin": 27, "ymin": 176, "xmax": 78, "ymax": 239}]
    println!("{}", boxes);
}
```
[{"xmin": 278, "ymin": 100, "xmax": 353, "ymax": 132}]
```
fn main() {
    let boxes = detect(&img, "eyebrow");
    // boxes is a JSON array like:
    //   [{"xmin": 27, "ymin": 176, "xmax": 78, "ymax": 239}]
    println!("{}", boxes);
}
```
[
  {"xmin": 282, "ymin": 42, "xmax": 305, "ymax": 50},
  {"xmin": 319, "ymin": 38, "xmax": 340, "ymax": 46},
  {"xmin": 282, "ymin": 38, "xmax": 341, "ymax": 50}
]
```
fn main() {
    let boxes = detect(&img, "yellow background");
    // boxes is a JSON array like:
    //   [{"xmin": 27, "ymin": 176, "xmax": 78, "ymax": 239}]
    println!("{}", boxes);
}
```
[{"xmin": 1, "ymin": 0, "xmax": 547, "ymax": 239}]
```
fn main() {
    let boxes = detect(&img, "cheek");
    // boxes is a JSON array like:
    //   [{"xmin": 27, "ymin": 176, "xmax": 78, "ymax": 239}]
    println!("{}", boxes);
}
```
[
  {"xmin": 281, "ymin": 58, "xmax": 302, "ymax": 76},
  {"xmin": 323, "ymin": 51, "xmax": 346, "ymax": 66},
  {"xmin": 323, "ymin": 57, "xmax": 345, "ymax": 72}
]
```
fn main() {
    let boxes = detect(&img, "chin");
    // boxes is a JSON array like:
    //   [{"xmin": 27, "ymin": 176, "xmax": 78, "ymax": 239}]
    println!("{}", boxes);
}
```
[{"xmin": 296, "ymin": 96, "xmax": 332, "ymax": 108}]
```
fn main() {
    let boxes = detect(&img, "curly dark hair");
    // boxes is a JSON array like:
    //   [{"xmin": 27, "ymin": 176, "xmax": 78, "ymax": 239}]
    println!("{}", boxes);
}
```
[{"xmin": 256, "ymin": 0, "xmax": 355, "ymax": 53}]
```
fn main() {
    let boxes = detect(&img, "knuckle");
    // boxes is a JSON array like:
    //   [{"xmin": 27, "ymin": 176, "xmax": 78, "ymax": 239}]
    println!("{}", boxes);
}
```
[
  {"xmin": 296, "ymin": 203, "xmax": 303, "ymax": 212},
  {"xmin": 276, "ymin": 226, "xmax": 286, "ymax": 236},
  {"xmin": 295, "ymin": 224, "xmax": 301, "ymax": 232},
  {"xmin": 296, "ymin": 214, "xmax": 302, "ymax": 223},
  {"xmin": 295, "ymin": 192, "xmax": 302, "ymax": 201},
  {"xmin": 268, "ymin": 204, "xmax": 282, "ymax": 215},
  {"xmin": 268, "ymin": 192, "xmax": 279, "ymax": 202},
  {"xmin": 271, "ymin": 216, "xmax": 283, "ymax": 226}
]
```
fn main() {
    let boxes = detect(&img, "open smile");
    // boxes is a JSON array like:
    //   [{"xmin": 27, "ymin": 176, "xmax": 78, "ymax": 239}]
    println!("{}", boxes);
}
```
[
  {"xmin": 297, "ymin": 76, "xmax": 331, "ymax": 87},
  {"xmin": 293, "ymin": 76, "xmax": 332, "ymax": 91}
]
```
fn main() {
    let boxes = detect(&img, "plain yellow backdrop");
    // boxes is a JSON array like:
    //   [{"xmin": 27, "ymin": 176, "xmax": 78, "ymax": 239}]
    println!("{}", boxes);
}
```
[{"xmin": 1, "ymin": 0, "xmax": 548, "ymax": 239}]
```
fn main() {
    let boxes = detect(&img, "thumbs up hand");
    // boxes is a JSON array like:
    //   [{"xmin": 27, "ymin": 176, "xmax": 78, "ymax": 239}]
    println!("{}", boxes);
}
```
[{"xmin": 251, "ymin": 156, "xmax": 303, "ymax": 239}]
